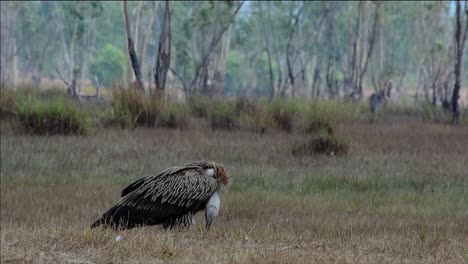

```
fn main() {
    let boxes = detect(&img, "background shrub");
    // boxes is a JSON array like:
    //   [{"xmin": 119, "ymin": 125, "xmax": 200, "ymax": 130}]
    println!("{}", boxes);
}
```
[
  {"xmin": 0, "ymin": 89, "xmax": 16, "ymax": 120},
  {"xmin": 268, "ymin": 99, "xmax": 301, "ymax": 132},
  {"xmin": 157, "ymin": 101, "xmax": 190, "ymax": 129},
  {"xmin": 207, "ymin": 100, "xmax": 238, "ymax": 130},
  {"xmin": 15, "ymin": 95, "xmax": 89, "ymax": 135},
  {"xmin": 292, "ymin": 133, "xmax": 349, "ymax": 157},
  {"xmin": 299, "ymin": 100, "xmax": 360, "ymax": 133},
  {"xmin": 109, "ymin": 87, "xmax": 189, "ymax": 129},
  {"xmin": 109, "ymin": 87, "xmax": 148, "ymax": 128}
]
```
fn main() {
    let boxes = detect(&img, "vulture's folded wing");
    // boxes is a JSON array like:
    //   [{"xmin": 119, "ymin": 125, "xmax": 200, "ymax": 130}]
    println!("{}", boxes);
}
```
[{"xmin": 93, "ymin": 171, "xmax": 219, "ymax": 229}]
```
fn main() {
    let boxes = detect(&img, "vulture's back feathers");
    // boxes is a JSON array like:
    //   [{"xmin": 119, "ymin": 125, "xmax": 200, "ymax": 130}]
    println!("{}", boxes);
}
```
[{"xmin": 91, "ymin": 161, "xmax": 229, "ymax": 229}]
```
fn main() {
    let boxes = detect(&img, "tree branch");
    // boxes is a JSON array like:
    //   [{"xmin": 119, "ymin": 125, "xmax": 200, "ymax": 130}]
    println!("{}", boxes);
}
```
[
  {"xmin": 169, "ymin": 66, "xmax": 187, "ymax": 93},
  {"xmin": 188, "ymin": 1, "xmax": 245, "ymax": 92},
  {"xmin": 358, "ymin": 3, "xmax": 379, "ymax": 92},
  {"xmin": 54, "ymin": 66, "xmax": 69, "ymax": 86},
  {"xmin": 286, "ymin": 4, "xmax": 304, "ymax": 93}
]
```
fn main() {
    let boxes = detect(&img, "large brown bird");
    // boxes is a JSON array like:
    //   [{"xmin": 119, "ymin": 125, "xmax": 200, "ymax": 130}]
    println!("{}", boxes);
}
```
[{"xmin": 91, "ymin": 161, "xmax": 230, "ymax": 230}]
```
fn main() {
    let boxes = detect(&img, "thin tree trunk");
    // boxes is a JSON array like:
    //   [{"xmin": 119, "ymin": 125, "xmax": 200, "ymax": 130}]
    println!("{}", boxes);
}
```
[
  {"xmin": 12, "ymin": 36, "xmax": 18, "ymax": 88},
  {"xmin": 139, "ymin": 2, "xmax": 157, "ymax": 71},
  {"xmin": 122, "ymin": 0, "xmax": 144, "ymax": 90},
  {"xmin": 67, "ymin": 3, "xmax": 80, "ymax": 100},
  {"xmin": 122, "ymin": 1, "xmax": 132, "ymax": 83},
  {"xmin": 324, "ymin": 2, "xmax": 336, "ymax": 98},
  {"xmin": 154, "ymin": 0, "xmax": 171, "ymax": 97},
  {"xmin": 214, "ymin": 23, "xmax": 232, "ymax": 97},
  {"xmin": 357, "ymin": 3, "xmax": 379, "ymax": 100},
  {"xmin": 266, "ymin": 1, "xmax": 283, "ymax": 95},
  {"xmin": 311, "ymin": 55, "xmax": 321, "ymax": 99},
  {"xmin": 134, "ymin": 1, "xmax": 143, "ymax": 59},
  {"xmin": 349, "ymin": 1, "xmax": 363, "ymax": 96},
  {"xmin": 452, "ymin": 1, "xmax": 468, "ymax": 121},
  {"xmin": 286, "ymin": 6, "xmax": 303, "ymax": 97},
  {"xmin": 379, "ymin": 1, "xmax": 385, "ymax": 90},
  {"xmin": 259, "ymin": 1, "xmax": 275, "ymax": 100}
]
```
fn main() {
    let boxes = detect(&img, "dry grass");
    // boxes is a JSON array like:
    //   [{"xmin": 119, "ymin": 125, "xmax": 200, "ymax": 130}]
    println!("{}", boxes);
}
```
[{"xmin": 1, "ymin": 120, "xmax": 468, "ymax": 263}]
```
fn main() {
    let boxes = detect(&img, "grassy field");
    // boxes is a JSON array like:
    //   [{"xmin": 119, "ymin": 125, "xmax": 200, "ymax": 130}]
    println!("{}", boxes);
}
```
[{"xmin": 1, "ymin": 118, "xmax": 468, "ymax": 263}]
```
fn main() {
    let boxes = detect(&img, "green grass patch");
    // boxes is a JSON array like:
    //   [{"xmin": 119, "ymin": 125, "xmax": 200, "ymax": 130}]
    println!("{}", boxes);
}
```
[
  {"xmin": 15, "ymin": 94, "xmax": 89, "ymax": 135},
  {"xmin": 299, "ymin": 100, "xmax": 362, "ymax": 132}
]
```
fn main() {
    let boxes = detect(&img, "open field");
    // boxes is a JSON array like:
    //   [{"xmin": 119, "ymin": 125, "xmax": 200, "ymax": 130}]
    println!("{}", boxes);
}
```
[{"xmin": 1, "ymin": 119, "xmax": 468, "ymax": 263}]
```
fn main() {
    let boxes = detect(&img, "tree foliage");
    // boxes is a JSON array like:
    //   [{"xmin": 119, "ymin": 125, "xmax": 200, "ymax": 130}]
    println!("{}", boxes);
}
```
[
  {"xmin": 1, "ymin": 1, "xmax": 466, "ymax": 106},
  {"xmin": 90, "ymin": 44, "xmax": 126, "ymax": 87}
]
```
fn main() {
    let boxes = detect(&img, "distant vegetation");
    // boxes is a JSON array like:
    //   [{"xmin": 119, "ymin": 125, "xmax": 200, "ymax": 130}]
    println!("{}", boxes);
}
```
[
  {"xmin": 2, "ymin": 84, "xmax": 467, "ymax": 156},
  {"xmin": 1, "ymin": 1, "xmax": 467, "ymax": 118}
]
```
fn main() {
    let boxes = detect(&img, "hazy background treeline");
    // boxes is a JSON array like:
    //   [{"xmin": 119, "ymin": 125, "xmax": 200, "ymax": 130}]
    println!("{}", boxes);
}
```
[{"xmin": 1, "ymin": 1, "xmax": 467, "ymax": 104}]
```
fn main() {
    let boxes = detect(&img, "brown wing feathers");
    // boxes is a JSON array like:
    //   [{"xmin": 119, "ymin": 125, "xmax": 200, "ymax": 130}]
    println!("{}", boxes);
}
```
[{"xmin": 91, "ymin": 161, "xmax": 228, "ymax": 229}]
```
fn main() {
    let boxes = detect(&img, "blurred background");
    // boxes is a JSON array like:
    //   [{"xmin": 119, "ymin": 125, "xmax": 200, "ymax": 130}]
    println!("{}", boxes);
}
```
[{"xmin": 1, "ymin": 1, "xmax": 466, "ymax": 108}]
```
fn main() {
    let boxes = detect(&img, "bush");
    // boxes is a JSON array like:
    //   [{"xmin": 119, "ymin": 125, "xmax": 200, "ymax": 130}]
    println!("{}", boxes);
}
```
[
  {"xmin": 268, "ymin": 99, "xmax": 301, "ymax": 132},
  {"xmin": 292, "ymin": 134, "xmax": 349, "ymax": 157},
  {"xmin": 299, "ymin": 100, "xmax": 360, "ymax": 133},
  {"xmin": 238, "ymin": 99, "xmax": 272, "ymax": 134},
  {"xmin": 208, "ymin": 100, "xmax": 238, "ymax": 130},
  {"xmin": 187, "ymin": 96, "xmax": 240, "ymax": 130},
  {"xmin": 15, "ymin": 95, "xmax": 89, "ymax": 135},
  {"xmin": 157, "ymin": 101, "xmax": 190, "ymax": 129},
  {"xmin": 0, "ymin": 89, "xmax": 16, "ymax": 120},
  {"xmin": 110, "ymin": 87, "xmax": 148, "ymax": 128},
  {"xmin": 187, "ymin": 96, "xmax": 211, "ymax": 118},
  {"xmin": 109, "ymin": 87, "xmax": 189, "ymax": 129}
]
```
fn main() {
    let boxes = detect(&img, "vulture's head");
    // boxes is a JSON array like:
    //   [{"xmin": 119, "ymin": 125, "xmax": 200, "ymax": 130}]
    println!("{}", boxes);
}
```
[{"xmin": 198, "ymin": 161, "xmax": 230, "ymax": 190}]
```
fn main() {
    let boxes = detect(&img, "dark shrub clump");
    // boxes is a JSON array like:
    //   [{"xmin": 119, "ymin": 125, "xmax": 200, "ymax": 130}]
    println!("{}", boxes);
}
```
[
  {"xmin": 292, "ymin": 127, "xmax": 349, "ymax": 157},
  {"xmin": 0, "ymin": 89, "xmax": 16, "ymax": 120}
]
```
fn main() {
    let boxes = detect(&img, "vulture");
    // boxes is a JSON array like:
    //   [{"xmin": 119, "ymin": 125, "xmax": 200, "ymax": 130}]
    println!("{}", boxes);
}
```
[{"xmin": 91, "ymin": 161, "xmax": 230, "ymax": 230}]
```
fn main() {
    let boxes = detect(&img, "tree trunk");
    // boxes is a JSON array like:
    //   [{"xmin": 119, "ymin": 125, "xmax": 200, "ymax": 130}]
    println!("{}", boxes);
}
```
[
  {"xmin": 154, "ymin": 0, "xmax": 171, "ymax": 97},
  {"xmin": 266, "ymin": 48, "xmax": 275, "ymax": 100},
  {"xmin": 324, "ymin": 2, "xmax": 336, "ymax": 99},
  {"xmin": 134, "ymin": 1, "xmax": 143, "ymax": 60},
  {"xmin": 267, "ymin": 1, "xmax": 283, "ymax": 95},
  {"xmin": 286, "ymin": 7, "xmax": 302, "ymax": 97},
  {"xmin": 259, "ymin": 1, "xmax": 275, "ymax": 100},
  {"xmin": 123, "ymin": 0, "xmax": 144, "ymax": 91},
  {"xmin": 311, "ymin": 54, "xmax": 321, "ymax": 99},
  {"xmin": 188, "ymin": 2, "xmax": 244, "ymax": 94},
  {"xmin": 357, "ymin": 2, "xmax": 379, "ymax": 100},
  {"xmin": 379, "ymin": 1, "xmax": 385, "ymax": 90},
  {"xmin": 348, "ymin": 1, "xmax": 362, "ymax": 97},
  {"xmin": 12, "ymin": 36, "xmax": 18, "ymax": 88},
  {"xmin": 452, "ymin": 1, "xmax": 468, "ymax": 121},
  {"xmin": 67, "ymin": 4, "xmax": 79, "ymax": 100},
  {"xmin": 139, "ymin": 2, "xmax": 157, "ymax": 72},
  {"xmin": 212, "ymin": 21, "xmax": 232, "ymax": 97}
]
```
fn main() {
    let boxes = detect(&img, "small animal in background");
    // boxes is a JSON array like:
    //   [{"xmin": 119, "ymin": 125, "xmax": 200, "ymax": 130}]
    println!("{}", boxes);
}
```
[
  {"xmin": 91, "ymin": 161, "xmax": 230, "ymax": 230},
  {"xmin": 369, "ymin": 81, "xmax": 392, "ymax": 114},
  {"xmin": 369, "ymin": 89, "xmax": 388, "ymax": 113}
]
